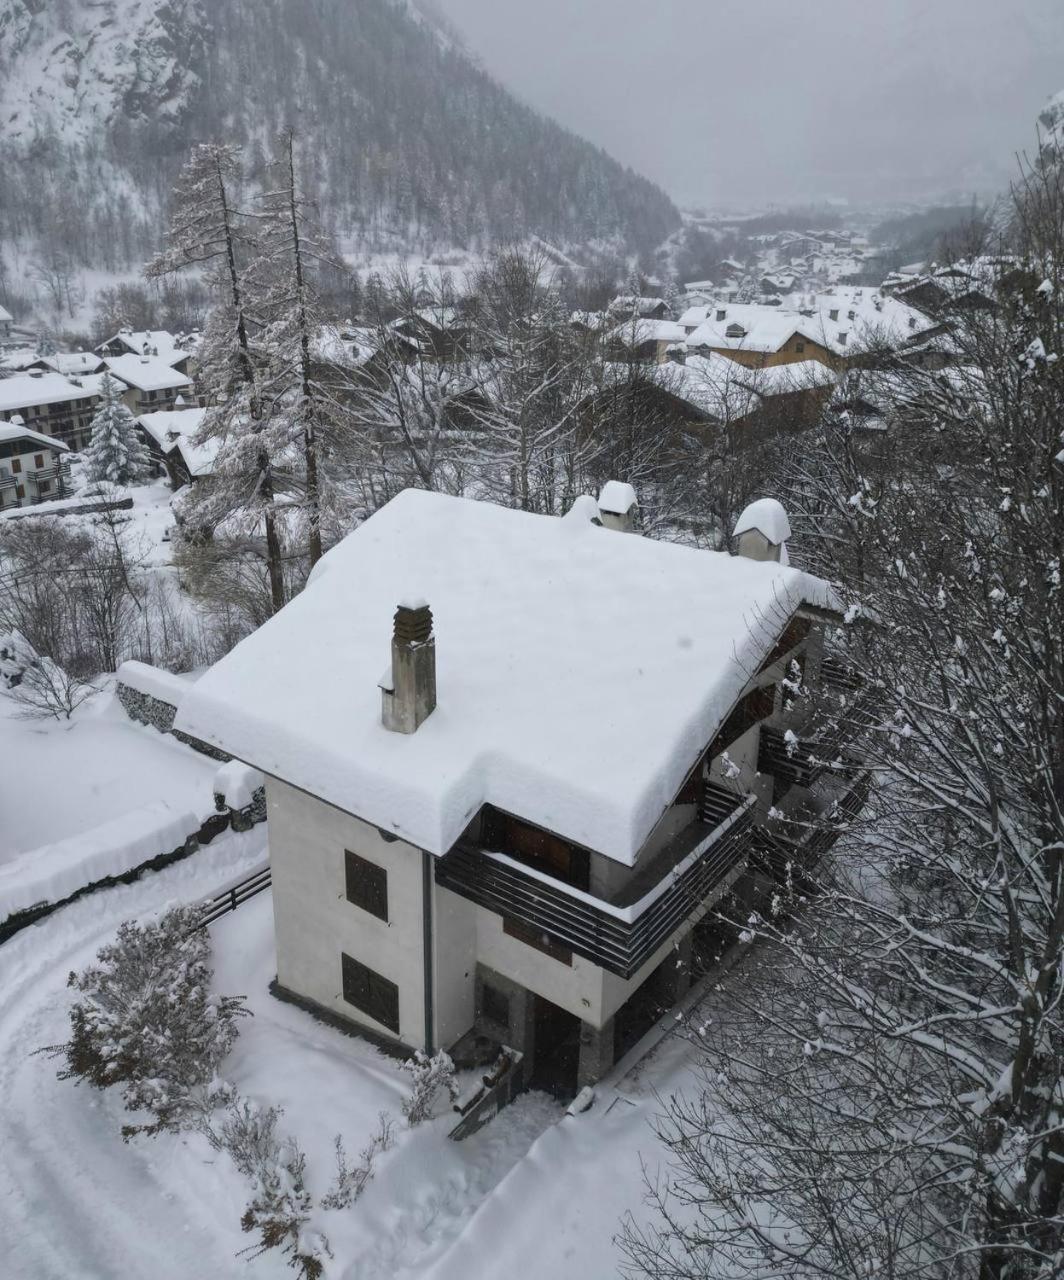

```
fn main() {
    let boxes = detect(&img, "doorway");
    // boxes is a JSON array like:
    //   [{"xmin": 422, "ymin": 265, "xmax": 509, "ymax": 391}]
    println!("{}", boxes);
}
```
[{"xmin": 529, "ymin": 994, "xmax": 581, "ymax": 1100}]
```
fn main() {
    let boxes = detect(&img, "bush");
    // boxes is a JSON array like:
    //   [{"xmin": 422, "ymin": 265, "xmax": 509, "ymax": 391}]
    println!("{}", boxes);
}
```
[
  {"xmin": 44, "ymin": 905, "xmax": 250, "ymax": 1136},
  {"xmin": 401, "ymin": 1049, "xmax": 459, "ymax": 1126},
  {"xmin": 214, "ymin": 1098, "xmax": 330, "ymax": 1280}
]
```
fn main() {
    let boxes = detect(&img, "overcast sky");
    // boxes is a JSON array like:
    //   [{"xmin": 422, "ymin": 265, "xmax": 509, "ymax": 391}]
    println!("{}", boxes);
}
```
[{"xmin": 435, "ymin": 0, "xmax": 1064, "ymax": 210}]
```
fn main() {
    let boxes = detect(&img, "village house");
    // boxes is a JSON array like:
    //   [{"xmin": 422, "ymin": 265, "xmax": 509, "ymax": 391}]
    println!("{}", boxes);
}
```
[
  {"xmin": 685, "ymin": 305, "xmax": 838, "ymax": 370},
  {"xmin": 96, "ymin": 328, "xmax": 198, "ymax": 378},
  {"xmin": 0, "ymin": 370, "xmax": 101, "ymax": 452},
  {"xmin": 390, "ymin": 307, "xmax": 475, "ymax": 362},
  {"xmin": 103, "ymin": 354, "xmax": 193, "ymax": 415},
  {"xmin": 603, "ymin": 317, "xmax": 688, "ymax": 364},
  {"xmin": 607, "ymin": 295, "xmax": 673, "ymax": 321},
  {"xmin": 135, "ymin": 405, "xmax": 216, "ymax": 488},
  {"xmin": 0, "ymin": 420, "xmax": 71, "ymax": 510},
  {"xmin": 175, "ymin": 487, "xmax": 865, "ymax": 1096}
]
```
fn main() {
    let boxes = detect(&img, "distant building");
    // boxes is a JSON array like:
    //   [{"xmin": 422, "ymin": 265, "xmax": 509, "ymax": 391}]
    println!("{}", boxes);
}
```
[
  {"xmin": 0, "ymin": 420, "xmax": 71, "ymax": 510},
  {"xmin": 96, "ymin": 328, "xmax": 197, "ymax": 377},
  {"xmin": 603, "ymin": 318, "xmax": 687, "ymax": 364},
  {"xmin": 0, "ymin": 371, "xmax": 101, "ymax": 452},
  {"xmin": 607, "ymin": 295, "xmax": 673, "ymax": 321},
  {"xmin": 103, "ymin": 354, "xmax": 193, "ymax": 415},
  {"xmin": 135, "ymin": 406, "xmax": 215, "ymax": 488}
]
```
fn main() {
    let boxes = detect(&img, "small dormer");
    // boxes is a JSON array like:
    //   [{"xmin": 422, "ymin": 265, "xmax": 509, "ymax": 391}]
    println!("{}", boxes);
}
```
[
  {"xmin": 715, "ymin": 308, "xmax": 727, "ymax": 322},
  {"xmin": 725, "ymin": 322, "xmax": 747, "ymax": 339}
]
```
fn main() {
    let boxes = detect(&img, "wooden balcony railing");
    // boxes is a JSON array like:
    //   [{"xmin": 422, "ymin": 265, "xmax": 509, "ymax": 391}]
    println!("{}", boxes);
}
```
[{"xmin": 435, "ymin": 787, "xmax": 755, "ymax": 980}]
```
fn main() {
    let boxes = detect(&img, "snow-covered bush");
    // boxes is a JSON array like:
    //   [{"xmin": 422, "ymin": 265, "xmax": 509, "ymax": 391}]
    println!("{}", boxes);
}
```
[
  {"xmin": 0, "ymin": 628, "xmax": 93, "ymax": 720},
  {"xmin": 84, "ymin": 373, "xmax": 152, "ymax": 486},
  {"xmin": 320, "ymin": 1114, "xmax": 395, "ymax": 1210},
  {"xmin": 45, "ymin": 905, "xmax": 249, "ymax": 1136},
  {"xmin": 216, "ymin": 1098, "xmax": 330, "ymax": 1280},
  {"xmin": 401, "ymin": 1049, "xmax": 459, "ymax": 1126}
]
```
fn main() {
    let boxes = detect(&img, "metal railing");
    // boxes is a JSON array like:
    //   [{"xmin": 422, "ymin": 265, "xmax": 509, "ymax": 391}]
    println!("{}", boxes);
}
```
[
  {"xmin": 196, "ymin": 864, "xmax": 272, "ymax": 929},
  {"xmin": 435, "ymin": 792, "xmax": 754, "ymax": 980}
]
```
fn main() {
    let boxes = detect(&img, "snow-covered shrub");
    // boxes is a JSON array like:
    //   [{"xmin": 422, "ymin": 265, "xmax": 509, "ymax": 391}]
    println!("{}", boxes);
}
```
[
  {"xmin": 401, "ymin": 1049, "xmax": 459, "ymax": 1126},
  {"xmin": 320, "ymin": 1114, "xmax": 395, "ymax": 1210},
  {"xmin": 0, "ymin": 628, "xmax": 93, "ymax": 720},
  {"xmin": 216, "ymin": 1098, "xmax": 330, "ymax": 1280},
  {"xmin": 84, "ymin": 373, "xmax": 152, "ymax": 486},
  {"xmin": 45, "ymin": 905, "xmax": 249, "ymax": 1136}
]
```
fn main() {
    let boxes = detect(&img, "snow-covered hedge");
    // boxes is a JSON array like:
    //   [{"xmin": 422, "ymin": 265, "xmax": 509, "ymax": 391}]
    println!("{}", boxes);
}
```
[{"xmin": 0, "ymin": 800, "xmax": 197, "ymax": 923}]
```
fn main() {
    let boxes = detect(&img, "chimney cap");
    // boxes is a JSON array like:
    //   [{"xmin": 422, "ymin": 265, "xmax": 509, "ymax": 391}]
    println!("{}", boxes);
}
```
[
  {"xmin": 598, "ymin": 480, "xmax": 638, "ymax": 516},
  {"xmin": 733, "ymin": 497, "xmax": 791, "ymax": 546}
]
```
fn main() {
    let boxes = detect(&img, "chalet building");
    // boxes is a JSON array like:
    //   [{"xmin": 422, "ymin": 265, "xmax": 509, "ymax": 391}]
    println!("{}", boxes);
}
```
[
  {"xmin": 603, "ymin": 318, "xmax": 688, "ymax": 364},
  {"xmin": 686, "ymin": 309, "xmax": 838, "ymax": 370},
  {"xmin": 607, "ymin": 295, "xmax": 673, "ymax": 321},
  {"xmin": 135, "ymin": 406, "xmax": 216, "ymax": 488},
  {"xmin": 390, "ymin": 308, "xmax": 474, "ymax": 362},
  {"xmin": 0, "ymin": 421, "xmax": 71, "ymax": 510},
  {"xmin": 103, "ymin": 354, "xmax": 193, "ymax": 415},
  {"xmin": 97, "ymin": 328, "xmax": 197, "ymax": 378},
  {"xmin": 0, "ymin": 370, "xmax": 101, "ymax": 452},
  {"xmin": 176, "ymin": 487, "xmax": 867, "ymax": 1097}
]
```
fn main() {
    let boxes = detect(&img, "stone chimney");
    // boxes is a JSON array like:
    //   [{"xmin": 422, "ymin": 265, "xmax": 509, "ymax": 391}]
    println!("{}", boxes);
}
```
[
  {"xmin": 597, "ymin": 480, "xmax": 639, "ymax": 533},
  {"xmin": 733, "ymin": 498, "xmax": 792, "ymax": 564},
  {"xmin": 380, "ymin": 599, "xmax": 437, "ymax": 734}
]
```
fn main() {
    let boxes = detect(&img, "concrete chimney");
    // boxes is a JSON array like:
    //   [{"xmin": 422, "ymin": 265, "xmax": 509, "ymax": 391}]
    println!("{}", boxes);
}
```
[
  {"xmin": 597, "ymin": 480, "xmax": 639, "ymax": 533},
  {"xmin": 733, "ymin": 498, "xmax": 791, "ymax": 564},
  {"xmin": 380, "ymin": 599, "xmax": 437, "ymax": 734}
]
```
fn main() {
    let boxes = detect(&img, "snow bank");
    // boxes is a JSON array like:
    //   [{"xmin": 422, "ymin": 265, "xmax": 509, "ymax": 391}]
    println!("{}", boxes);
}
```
[
  {"xmin": 0, "ymin": 800, "xmax": 198, "ymax": 921},
  {"xmin": 116, "ymin": 659, "xmax": 190, "ymax": 708},
  {"xmin": 213, "ymin": 760, "xmax": 264, "ymax": 810}
]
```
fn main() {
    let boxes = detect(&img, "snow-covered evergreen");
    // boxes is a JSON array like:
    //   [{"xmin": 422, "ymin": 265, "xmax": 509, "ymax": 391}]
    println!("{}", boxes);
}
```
[{"xmin": 83, "ymin": 374, "xmax": 152, "ymax": 486}]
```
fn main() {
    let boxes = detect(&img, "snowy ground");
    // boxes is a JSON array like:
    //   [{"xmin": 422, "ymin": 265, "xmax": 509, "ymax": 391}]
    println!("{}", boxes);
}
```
[{"xmin": 0, "ymin": 820, "xmax": 742, "ymax": 1279}]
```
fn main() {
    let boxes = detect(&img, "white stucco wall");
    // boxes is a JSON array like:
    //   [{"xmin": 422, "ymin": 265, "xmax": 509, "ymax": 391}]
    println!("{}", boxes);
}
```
[{"xmin": 267, "ymin": 777, "xmax": 429, "ymax": 1048}]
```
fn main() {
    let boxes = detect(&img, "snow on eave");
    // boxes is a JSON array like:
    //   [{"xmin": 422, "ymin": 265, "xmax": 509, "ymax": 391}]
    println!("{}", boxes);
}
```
[
  {"xmin": 0, "ymin": 423, "xmax": 68, "ymax": 452},
  {"xmin": 174, "ymin": 491, "xmax": 837, "ymax": 866}
]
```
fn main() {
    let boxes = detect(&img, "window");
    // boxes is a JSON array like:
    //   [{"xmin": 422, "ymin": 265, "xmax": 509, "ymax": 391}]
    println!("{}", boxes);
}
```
[
  {"xmin": 344, "ymin": 849, "xmax": 388, "ymax": 921},
  {"xmin": 847, "ymin": 310, "xmax": 855, "ymax": 321},
  {"xmin": 481, "ymin": 982, "xmax": 510, "ymax": 1029},
  {"xmin": 838, "ymin": 332, "xmax": 848, "ymax": 346},
  {"xmin": 11, "ymin": 458, "xmax": 20, "ymax": 473},
  {"xmin": 15, "ymin": 484, "xmax": 24, "ymax": 499},
  {"xmin": 503, "ymin": 916, "xmax": 573, "ymax": 966},
  {"xmin": 795, "ymin": 341, "xmax": 805, "ymax": 353},
  {"xmin": 828, "ymin": 309, "xmax": 839, "ymax": 321},
  {"xmin": 341, "ymin": 953, "xmax": 399, "ymax": 1032},
  {"xmin": 34, "ymin": 454, "xmax": 43, "ymax": 468},
  {"xmin": 715, "ymin": 309, "xmax": 727, "ymax": 321}
]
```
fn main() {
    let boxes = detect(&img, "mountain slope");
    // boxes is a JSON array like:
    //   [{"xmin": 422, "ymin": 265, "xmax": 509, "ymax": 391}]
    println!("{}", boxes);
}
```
[{"xmin": 0, "ymin": 0, "xmax": 680, "ymax": 272}]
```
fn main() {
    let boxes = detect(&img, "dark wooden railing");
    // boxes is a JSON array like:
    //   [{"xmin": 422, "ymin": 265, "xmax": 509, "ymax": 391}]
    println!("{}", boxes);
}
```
[
  {"xmin": 436, "ymin": 789, "xmax": 754, "ymax": 980},
  {"xmin": 196, "ymin": 864, "xmax": 272, "ymax": 929}
]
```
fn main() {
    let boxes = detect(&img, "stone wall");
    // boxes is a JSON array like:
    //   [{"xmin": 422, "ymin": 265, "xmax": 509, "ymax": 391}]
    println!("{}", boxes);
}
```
[{"xmin": 115, "ymin": 674, "xmax": 231, "ymax": 762}]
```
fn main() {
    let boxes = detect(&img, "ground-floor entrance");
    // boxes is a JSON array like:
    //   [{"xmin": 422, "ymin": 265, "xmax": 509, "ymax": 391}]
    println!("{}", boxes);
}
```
[{"xmin": 529, "ymin": 994, "xmax": 581, "ymax": 1099}]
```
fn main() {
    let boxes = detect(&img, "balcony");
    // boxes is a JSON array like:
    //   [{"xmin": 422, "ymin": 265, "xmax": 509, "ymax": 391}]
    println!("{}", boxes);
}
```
[
  {"xmin": 759, "ymin": 662, "xmax": 882, "ymax": 789},
  {"xmin": 435, "ymin": 785, "xmax": 755, "ymax": 980}
]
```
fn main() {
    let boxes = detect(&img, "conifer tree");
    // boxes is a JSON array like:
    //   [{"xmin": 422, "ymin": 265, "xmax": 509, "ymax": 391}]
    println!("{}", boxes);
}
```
[
  {"xmin": 147, "ymin": 143, "xmax": 287, "ymax": 613},
  {"xmin": 84, "ymin": 374, "xmax": 151, "ymax": 486}
]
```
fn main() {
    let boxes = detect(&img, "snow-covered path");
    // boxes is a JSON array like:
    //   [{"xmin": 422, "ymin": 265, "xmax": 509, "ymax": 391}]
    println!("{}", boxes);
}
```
[{"xmin": 0, "ymin": 830, "xmax": 274, "ymax": 1280}]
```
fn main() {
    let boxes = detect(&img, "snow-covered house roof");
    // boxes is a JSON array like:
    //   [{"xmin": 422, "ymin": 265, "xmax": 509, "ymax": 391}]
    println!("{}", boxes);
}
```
[
  {"xmin": 735, "ymin": 359, "xmax": 838, "ymax": 397},
  {"xmin": 686, "ymin": 306, "xmax": 821, "ymax": 356},
  {"xmin": 607, "ymin": 319, "xmax": 687, "ymax": 348},
  {"xmin": 136, "ymin": 407, "xmax": 216, "ymax": 477},
  {"xmin": 0, "ymin": 304, "xmax": 12, "ymax": 324},
  {"xmin": 104, "ymin": 355, "xmax": 192, "ymax": 394},
  {"xmin": 0, "ymin": 348, "xmax": 43, "ymax": 373},
  {"xmin": 41, "ymin": 352, "xmax": 105, "ymax": 377},
  {"xmin": 0, "ymin": 421, "xmax": 68, "ymax": 453},
  {"xmin": 607, "ymin": 295, "xmax": 670, "ymax": 318},
  {"xmin": 175, "ymin": 489, "xmax": 836, "ymax": 865},
  {"xmin": 569, "ymin": 310, "xmax": 610, "ymax": 332},
  {"xmin": 0, "ymin": 372, "xmax": 94, "ymax": 413},
  {"xmin": 99, "ymin": 329, "xmax": 190, "ymax": 365}
]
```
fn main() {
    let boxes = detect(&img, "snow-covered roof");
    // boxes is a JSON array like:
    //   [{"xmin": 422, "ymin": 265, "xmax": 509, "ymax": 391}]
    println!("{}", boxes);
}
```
[
  {"xmin": 312, "ymin": 324, "xmax": 378, "ymax": 370},
  {"xmin": 0, "ymin": 304, "xmax": 12, "ymax": 324},
  {"xmin": 607, "ymin": 319, "xmax": 687, "ymax": 347},
  {"xmin": 735, "ymin": 360, "xmax": 838, "ymax": 396},
  {"xmin": 686, "ymin": 306, "xmax": 819, "ymax": 355},
  {"xmin": 608, "ymin": 295, "xmax": 669, "ymax": 316},
  {"xmin": 136, "ymin": 407, "xmax": 215, "ymax": 476},
  {"xmin": 41, "ymin": 352, "xmax": 105, "ymax": 377},
  {"xmin": 104, "ymin": 354, "xmax": 192, "ymax": 393},
  {"xmin": 598, "ymin": 480, "xmax": 638, "ymax": 514},
  {"xmin": 570, "ymin": 310, "xmax": 609, "ymax": 331},
  {"xmin": 102, "ymin": 329, "xmax": 190, "ymax": 364},
  {"xmin": 0, "ymin": 349, "xmax": 43, "ymax": 373},
  {"xmin": 0, "ymin": 372, "xmax": 95, "ymax": 413},
  {"xmin": 0, "ymin": 422, "xmax": 68, "ymax": 452},
  {"xmin": 734, "ymin": 498, "xmax": 791, "ymax": 546},
  {"xmin": 175, "ymin": 489, "xmax": 836, "ymax": 864}
]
